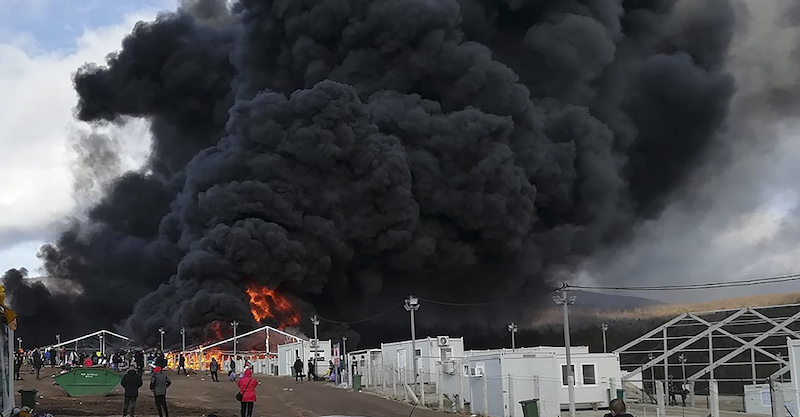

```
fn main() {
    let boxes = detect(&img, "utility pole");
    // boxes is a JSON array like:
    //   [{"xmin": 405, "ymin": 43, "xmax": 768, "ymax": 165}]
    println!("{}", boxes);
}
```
[
  {"xmin": 55, "ymin": 334, "xmax": 61, "ymax": 345},
  {"xmin": 343, "ymin": 335, "xmax": 348, "ymax": 386},
  {"xmin": 231, "ymin": 321, "xmax": 239, "ymax": 357},
  {"xmin": 158, "ymin": 328, "xmax": 165, "ymax": 352},
  {"xmin": 404, "ymin": 295, "xmax": 420, "ymax": 395},
  {"xmin": 553, "ymin": 285, "xmax": 577, "ymax": 417},
  {"xmin": 602, "ymin": 322, "xmax": 609, "ymax": 353},
  {"xmin": 508, "ymin": 323, "xmax": 518, "ymax": 351},
  {"xmin": 180, "ymin": 327, "xmax": 186, "ymax": 354},
  {"xmin": 17, "ymin": 337, "xmax": 21, "ymax": 351},
  {"xmin": 99, "ymin": 332, "xmax": 105, "ymax": 357},
  {"xmin": 311, "ymin": 315, "xmax": 320, "ymax": 341}
]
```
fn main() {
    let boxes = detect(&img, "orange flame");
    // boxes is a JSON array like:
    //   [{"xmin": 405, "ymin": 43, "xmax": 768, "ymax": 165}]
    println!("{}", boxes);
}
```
[{"xmin": 245, "ymin": 283, "xmax": 300, "ymax": 328}]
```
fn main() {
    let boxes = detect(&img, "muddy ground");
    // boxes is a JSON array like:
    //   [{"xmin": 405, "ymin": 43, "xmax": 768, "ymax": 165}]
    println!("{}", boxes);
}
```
[{"xmin": 15, "ymin": 365, "xmax": 450, "ymax": 417}]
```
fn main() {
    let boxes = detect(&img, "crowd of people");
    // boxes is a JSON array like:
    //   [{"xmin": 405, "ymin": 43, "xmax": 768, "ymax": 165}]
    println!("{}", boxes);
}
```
[
  {"xmin": 16, "ymin": 347, "xmax": 260, "ymax": 417},
  {"xmin": 116, "ymin": 355, "xmax": 258, "ymax": 417}
]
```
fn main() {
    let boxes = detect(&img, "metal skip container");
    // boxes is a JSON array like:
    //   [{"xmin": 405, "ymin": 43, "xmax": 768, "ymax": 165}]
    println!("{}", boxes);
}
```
[{"xmin": 54, "ymin": 368, "xmax": 123, "ymax": 397}]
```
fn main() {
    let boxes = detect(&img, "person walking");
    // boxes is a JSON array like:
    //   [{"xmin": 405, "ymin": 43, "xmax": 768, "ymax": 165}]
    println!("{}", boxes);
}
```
[
  {"xmin": 177, "ymin": 354, "xmax": 187, "ymax": 375},
  {"xmin": 150, "ymin": 366, "xmax": 172, "ymax": 417},
  {"xmin": 229, "ymin": 357, "xmax": 237, "ymax": 381},
  {"xmin": 32, "ymin": 349, "xmax": 43, "ymax": 380},
  {"xmin": 307, "ymin": 358, "xmax": 315, "ymax": 381},
  {"xmin": 209, "ymin": 358, "xmax": 219, "ymax": 382},
  {"xmin": 237, "ymin": 368, "xmax": 257, "ymax": 417},
  {"xmin": 121, "ymin": 367, "xmax": 142, "ymax": 417}
]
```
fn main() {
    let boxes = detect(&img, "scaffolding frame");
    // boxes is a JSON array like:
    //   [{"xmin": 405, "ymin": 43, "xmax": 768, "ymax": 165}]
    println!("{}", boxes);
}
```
[{"xmin": 615, "ymin": 303, "xmax": 800, "ymax": 392}]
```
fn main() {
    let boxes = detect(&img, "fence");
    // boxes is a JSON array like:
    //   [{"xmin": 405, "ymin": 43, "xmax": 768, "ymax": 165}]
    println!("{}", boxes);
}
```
[{"xmin": 353, "ymin": 357, "xmax": 565, "ymax": 417}]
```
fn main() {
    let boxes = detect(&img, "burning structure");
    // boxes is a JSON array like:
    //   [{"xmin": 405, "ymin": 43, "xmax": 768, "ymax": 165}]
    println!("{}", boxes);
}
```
[{"xmin": 3, "ymin": 0, "xmax": 743, "ymax": 348}]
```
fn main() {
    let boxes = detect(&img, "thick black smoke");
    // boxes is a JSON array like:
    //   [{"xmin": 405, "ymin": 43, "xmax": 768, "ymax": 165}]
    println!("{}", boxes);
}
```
[{"xmin": 5, "ymin": 0, "xmax": 738, "ymax": 348}]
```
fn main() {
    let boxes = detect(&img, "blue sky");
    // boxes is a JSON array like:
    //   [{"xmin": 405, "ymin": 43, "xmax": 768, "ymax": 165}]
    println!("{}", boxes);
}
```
[
  {"xmin": 0, "ymin": 0, "xmax": 170, "ymax": 51},
  {"xmin": 0, "ymin": 0, "xmax": 162, "ymax": 275}
]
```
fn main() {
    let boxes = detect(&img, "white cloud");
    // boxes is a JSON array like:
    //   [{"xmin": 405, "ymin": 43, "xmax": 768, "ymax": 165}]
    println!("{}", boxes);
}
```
[{"xmin": 0, "ymin": 11, "xmax": 156, "ymax": 274}]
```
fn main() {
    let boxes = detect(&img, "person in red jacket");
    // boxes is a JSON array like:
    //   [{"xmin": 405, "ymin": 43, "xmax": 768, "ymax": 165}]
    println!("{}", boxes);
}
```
[
  {"xmin": 236, "ymin": 368, "xmax": 257, "ymax": 417},
  {"xmin": 83, "ymin": 356, "xmax": 93, "ymax": 367}
]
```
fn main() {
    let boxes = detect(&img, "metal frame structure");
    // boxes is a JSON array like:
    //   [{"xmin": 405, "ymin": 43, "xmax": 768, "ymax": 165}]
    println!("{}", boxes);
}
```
[
  {"xmin": 615, "ymin": 303, "xmax": 800, "ymax": 397},
  {"xmin": 49, "ymin": 329, "xmax": 132, "ymax": 356},
  {"xmin": 189, "ymin": 324, "xmax": 302, "ymax": 355}
]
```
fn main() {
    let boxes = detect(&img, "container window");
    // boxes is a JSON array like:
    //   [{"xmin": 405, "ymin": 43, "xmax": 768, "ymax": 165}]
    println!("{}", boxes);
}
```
[{"xmin": 582, "ymin": 364, "xmax": 596, "ymax": 385}]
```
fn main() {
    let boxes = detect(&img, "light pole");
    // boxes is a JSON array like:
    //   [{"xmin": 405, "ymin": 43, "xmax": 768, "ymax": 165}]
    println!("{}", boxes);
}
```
[
  {"xmin": 99, "ymin": 333, "xmax": 105, "ymax": 357},
  {"xmin": 553, "ymin": 285, "xmax": 577, "ymax": 417},
  {"xmin": 404, "ymin": 295, "xmax": 420, "ymax": 395},
  {"xmin": 508, "ymin": 323, "xmax": 518, "ymax": 351},
  {"xmin": 648, "ymin": 352, "xmax": 655, "ymax": 400},
  {"xmin": 602, "ymin": 322, "xmax": 609, "ymax": 353},
  {"xmin": 56, "ymin": 334, "xmax": 61, "ymax": 345},
  {"xmin": 17, "ymin": 337, "xmax": 21, "ymax": 351},
  {"xmin": 180, "ymin": 327, "xmax": 186, "ymax": 354},
  {"xmin": 231, "ymin": 321, "xmax": 239, "ymax": 357},
  {"xmin": 158, "ymin": 328, "xmax": 165, "ymax": 352}
]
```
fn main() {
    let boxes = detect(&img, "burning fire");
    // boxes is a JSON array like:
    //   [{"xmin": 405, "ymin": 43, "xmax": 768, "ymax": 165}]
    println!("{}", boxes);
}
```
[{"xmin": 245, "ymin": 283, "xmax": 300, "ymax": 328}]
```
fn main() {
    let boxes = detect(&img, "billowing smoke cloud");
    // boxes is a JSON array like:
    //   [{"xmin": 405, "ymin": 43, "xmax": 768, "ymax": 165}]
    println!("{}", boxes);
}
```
[
  {"xmin": 580, "ymin": 0, "xmax": 800, "ymax": 303},
  {"xmin": 5, "ymin": 0, "xmax": 741, "ymax": 348}
]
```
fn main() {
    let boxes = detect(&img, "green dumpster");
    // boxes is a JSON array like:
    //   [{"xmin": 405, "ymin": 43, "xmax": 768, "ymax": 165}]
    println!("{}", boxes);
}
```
[
  {"xmin": 54, "ymin": 368, "xmax": 123, "ymax": 397},
  {"xmin": 519, "ymin": 399, "xmax": 539, "ymax": 417},
  {"xmin": 18, "ymin": 389, "xmax": 37, "ymax": 410},
  {"xmin": 352, "ymin": 374, "xmax": 362, "ymax": 392}
]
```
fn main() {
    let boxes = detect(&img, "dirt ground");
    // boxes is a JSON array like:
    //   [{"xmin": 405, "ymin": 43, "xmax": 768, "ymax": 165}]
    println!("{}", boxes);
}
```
[{"xmin": 15, "ymin": 365, "xmax": 451, "ymax": 417}]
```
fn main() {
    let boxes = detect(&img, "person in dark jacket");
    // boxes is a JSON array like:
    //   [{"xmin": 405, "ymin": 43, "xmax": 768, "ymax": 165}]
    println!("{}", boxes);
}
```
[
  {"xmin": 209, "ymin": 358, "xmax": 219, "ymax": 382},
  {"xmin": 177, "ymin": 355, "xmax": 187, "ymax": 375},
  {"xmin": 121, "ymin": 367, "xmax": 143, "ymax": 417},
  {"xmin": 13, "ymin": 351, "xmax": 21, "ymax": 381},
  {"xmin": 229, "ymin": 357, "xmax": 237, "ymax": 381},
  {"xmin": 604, "ymin": 399, "xmax": 635, "ymax": 417},
  {"xmin": 150, "ymin": 366, "xmax": 172, "ymax": 417},
  {"xmin": 293, "ymin": 358, "xmax": 304, "ymax": 383},
  {"xmin": 32, "ymin": 349, "xmax": 43, "ymax": 380},
  {"xmin": 307, "ymin": 358, "xmax": 316, "ymax": 381},
  {"xmin": 134, "ymin": 350, "xmax": 144, "ymax": 375}
]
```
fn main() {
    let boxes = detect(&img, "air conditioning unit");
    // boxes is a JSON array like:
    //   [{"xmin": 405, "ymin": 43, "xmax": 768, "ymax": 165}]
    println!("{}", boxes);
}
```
[
  {"xmin": 310, "ymin": 339, "xmax": 319, "ymax": 348},
  {"xmin": 437, "ymin": 336, "xmax": 450, "ymax": 347}
]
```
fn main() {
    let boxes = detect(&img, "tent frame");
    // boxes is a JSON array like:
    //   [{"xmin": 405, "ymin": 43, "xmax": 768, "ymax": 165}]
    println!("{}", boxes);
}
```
[{"xmin": 615, "ymin": 303, "xmax": 800, "ymax": 399}]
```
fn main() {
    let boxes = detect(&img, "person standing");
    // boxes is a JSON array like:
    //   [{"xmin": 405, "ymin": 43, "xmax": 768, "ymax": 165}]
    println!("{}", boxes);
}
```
[
  {"xmin": 209, "ymin": 358, "xmax": 219, "ymax": 382},
  {"xmin": 32, "ymin": 349, "xmax": 43, "ymax": 380},
  {"xmin": 177, "ymin": 354, "xmax": 186, "ymax": 375},
  {"xmin": 121, "ymin": 367, "xmax": 142, "ymax": 417},
  {"xmin": 13, "ymin": 351, "xmax": 21, "ymax": 381},
  {"xmin": 237, "ymin": 368, "xmax": 257, "ymax": 417},
  {"xmin": 229, "ymin": 357, "xmax": 237, "ymax": 381},
  {"xmin": 293, "ymin": 358, "xmax": 303, "ymax": 383},
  {"xmin": 134, "ymin": 350, "xmax": 144, "ymax": 376},
  {"xmin": 150, "ymin": 366, "xmax": 172, "ymax": 417}
]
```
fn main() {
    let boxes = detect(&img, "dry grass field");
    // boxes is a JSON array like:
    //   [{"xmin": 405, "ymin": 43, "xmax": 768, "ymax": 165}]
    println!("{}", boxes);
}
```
[{"xmin": 530, "ymin": 291, "xmax": 800, "ymax": 326}]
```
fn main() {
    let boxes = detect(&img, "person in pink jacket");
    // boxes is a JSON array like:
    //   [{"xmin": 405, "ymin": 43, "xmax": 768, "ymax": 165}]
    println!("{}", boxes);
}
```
[{"xmin": 237, "ymin": 368, "xmax": 257, "ymax": 417}]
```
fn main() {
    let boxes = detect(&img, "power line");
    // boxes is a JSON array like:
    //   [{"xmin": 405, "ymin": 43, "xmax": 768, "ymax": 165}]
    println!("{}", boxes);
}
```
[
  {"xmin": 567, "ymin": 273, "xmax": 800, "ymax": 291},
  {"xmin": 418, "ymin": 289, "xmax": 559, "ymax": 307},
  {"xmin": 315, "ymin": 303, "xmax": 404, "ymax": 325}
]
